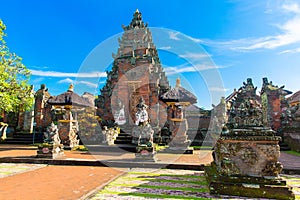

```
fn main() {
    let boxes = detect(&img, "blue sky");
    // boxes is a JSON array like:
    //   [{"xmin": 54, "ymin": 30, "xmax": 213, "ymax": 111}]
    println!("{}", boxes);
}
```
[{"xmin": 1, "ymin": 0, "xmax": 300, "ymax": 109}]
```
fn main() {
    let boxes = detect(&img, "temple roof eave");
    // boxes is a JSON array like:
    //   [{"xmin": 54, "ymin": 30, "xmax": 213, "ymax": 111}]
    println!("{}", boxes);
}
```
[
  {"xmin": 160, "ymin": 86, "xmax": 197, "ymax": 104},
  {"xmin": 47, "ymin": 91, "xmax": 93, "ymax": 108}
]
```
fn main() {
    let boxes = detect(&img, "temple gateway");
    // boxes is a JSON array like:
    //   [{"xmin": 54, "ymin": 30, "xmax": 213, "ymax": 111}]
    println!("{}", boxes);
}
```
[{"xmin": 95, "ymin": 9, "xmax": 193, "ymax": 136}]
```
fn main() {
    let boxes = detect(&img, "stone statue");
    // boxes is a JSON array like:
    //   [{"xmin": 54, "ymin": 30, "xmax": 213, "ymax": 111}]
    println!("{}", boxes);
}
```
[
  {"xmin": 135, "ymin": 97, "xmax": 149, "ymax": 126},
  {"xmin": 132, "ymin": 97, "xmax": 156, "ymax": 161},
  {"xmin": 69, "ymin": 127, "xmax": 79, "ymax": 148},
  {"xmin": 0, "ymin": 122, "xmax": 8, "ymax": 140},
  {"xmin": 102, "ymin": 126, "xmax": 118, "ymax": 145},
  {"xmin": 44, "ymin": 122, "xmax": 60, "ymax": 144},
  {"xmin": 38, "ymin": 122, "xmax": 64, "ymax": 159}
]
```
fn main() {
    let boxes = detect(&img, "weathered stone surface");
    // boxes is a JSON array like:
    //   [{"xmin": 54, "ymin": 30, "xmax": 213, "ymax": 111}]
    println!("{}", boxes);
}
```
[
  {"xmin": 36, "ymin": 144, "xmax": 64, "ymax": 159},
  {"xmin": 206, "ymin": 78, "xmax": 295, "ymax": 199}
]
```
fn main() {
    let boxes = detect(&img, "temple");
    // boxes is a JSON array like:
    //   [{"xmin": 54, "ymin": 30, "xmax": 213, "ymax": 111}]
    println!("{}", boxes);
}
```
[
  {"xmin": 1, "ymin": 10, "xmax": 300, "ymax": 158},
  {"xmin": 95, "ymin": 9, "xmax": 170, "ymax": 132}
]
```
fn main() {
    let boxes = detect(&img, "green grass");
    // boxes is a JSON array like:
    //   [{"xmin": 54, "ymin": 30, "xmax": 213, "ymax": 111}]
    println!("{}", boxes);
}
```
[
  {"xmin": 98, "ymin": 190, "xmax": 211, "ymax": 200},
  {"xmin": 144, "ymin": 178, "xmax": 207, "ymax": 185},
  {"xmin": 120, "ymin": 192, "xmax": 211, "ymax": 199},
  {"xmin": 110, "ymin": 183, "xmax": 208, "ymax": 192},
  {"xmin": 159, "ymin": 174, "xmax": 205, "ymax": 179},
  {"xmin": 0, "ymin": 172, "xmax": 13, "ymax": 174},
  {"xmin": 118, "ymin": 177, "xmax": 207, "ymax": 185},
  {"xmin": 190, "ymin": 146, "xmax": 212, "ymax": 150},
  {"xmin": 285, "ymin": 150, "xmax": 300, "ymax": 157},
  {"xmin": 94, "ymin": 171, "xmax": 211, "ymax": 199}
]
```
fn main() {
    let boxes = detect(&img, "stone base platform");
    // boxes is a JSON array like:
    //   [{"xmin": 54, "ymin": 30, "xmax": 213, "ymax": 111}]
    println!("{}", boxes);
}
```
[
  {"xmin": 36, "ymin": 145, "xmax": 64, "ymax": 159},
  {"xmin": 205, "ymin": 165, "xmax": 295, "ymax": 200},
  {"xmin": 135, "ymin": 145, "xmax": 157, "ymax": 162},
  {"xmin": 161, "ymin": 146, "xmax": 194, "ymax": 154}
]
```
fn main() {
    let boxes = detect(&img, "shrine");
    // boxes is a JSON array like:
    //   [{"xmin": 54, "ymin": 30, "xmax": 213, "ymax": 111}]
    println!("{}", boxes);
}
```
[
  {"xmin": 47, "ymin": 84, "xmax": 93, "ymax": 147},
  {"xmin": 160, "ymin": 78, "xmax": 197, "ymax": 153},
  {"xmin": 206, "ymin": 78, "xmax": 295, "ymax": 199}
]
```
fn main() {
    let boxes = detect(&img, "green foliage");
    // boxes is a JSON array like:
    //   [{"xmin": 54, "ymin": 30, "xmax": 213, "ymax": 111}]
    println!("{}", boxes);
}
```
[{"xmin": 0, "ymin": 19, "xmax": 33, "ymax": 113}]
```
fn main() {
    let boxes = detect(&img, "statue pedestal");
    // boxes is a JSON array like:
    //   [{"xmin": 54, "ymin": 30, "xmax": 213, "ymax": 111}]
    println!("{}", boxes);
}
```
[
  {"xmin": 135, "ymin": 144, "xmax": 157, "ymax": 162},
  {"xmin": 205, "ymin": 128, "xmax": 295, "ymax": 199},
  {"xmin": 166, "ymin": 119, "xmax": 193, "ymax": 154},
  {"xmin": 58, "ymin": 120, "xmax": 79, "ymax": 148},
  {"xmin": 37, "ymin": 144, "xmax": 64, "ymax": 159}
]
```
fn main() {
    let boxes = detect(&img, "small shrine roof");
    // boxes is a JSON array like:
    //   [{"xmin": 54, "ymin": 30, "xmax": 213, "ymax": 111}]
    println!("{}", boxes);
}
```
[
  {"xmin": 160, "ymin": 78, "xmax": 197, "ymax": 104},
  {"xmin": 47, "ymin": 84, "xmax": 93, "ymax": 107}
]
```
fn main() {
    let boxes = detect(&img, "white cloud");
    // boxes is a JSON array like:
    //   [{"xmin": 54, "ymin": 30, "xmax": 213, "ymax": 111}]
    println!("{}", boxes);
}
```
[
  {"xmin": 179, "ymin": 52, "xmax": 210, "ymax": 59},
  {"xmin": 159, "ymin": 46, "xmax": 172, "ymax": 50},
  {"xmin": 186, "ymin": 35, "xmax": 203, "ymax": 43},
  {"xmin": 169, "ymin": 31, "xmax": 180, "ymax": 40},
  {"xmin": 164, "ymin": 66, "xmax": 196, "ymax": 75},
  {"xmin": 31, "ymin": 69, "xmax": 106, "ymax": 78},
  {"xmin": 232, "ymin": 2, "xmax": 300, "ymax": 51},
  {"xmin": 164, "ymin": 63, "xmax": 222, "ymax": 75},
  {"xmin": 58, "ymin": 78, "xmax": 97, "ymax": 88},
  {"xmin": 282, "ymin": 2, "xmax": 300, "ymax": 14},
  {"xmin": 209, "ymin": 87, "xmax": 230, "ymax": 92},
  {"xmin": 200, "ymin": 1, "xmax": 300, "ymax": 53},
  {"xmin": 168, "ymin": 31, "xmax": 202, "ymax": 43},
  {"xmin": 78, "ymin": 81, "xmax": 98, "ymax": 88},
  {"xmin": 58, "ymin": 78, "xmax": 74, "ymax": 84},
  {"xmin": 278, "ymin": 47, "xmax": 300, "ymax": 54}
]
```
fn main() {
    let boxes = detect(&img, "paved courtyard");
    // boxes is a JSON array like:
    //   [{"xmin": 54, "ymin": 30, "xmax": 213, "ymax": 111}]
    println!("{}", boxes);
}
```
[{"xmin": 0, "ymin": 144, "xmax": 299, "ymax": 199}]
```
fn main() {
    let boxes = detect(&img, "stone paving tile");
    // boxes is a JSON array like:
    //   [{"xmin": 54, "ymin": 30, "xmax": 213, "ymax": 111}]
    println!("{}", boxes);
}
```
[
  {"xmin": 88, "ymin": 168, "xmax": 300, "ymax": 200},
  {"xmin": 0, "ymin": 163, "xmax": 46, "ymax": 178}
]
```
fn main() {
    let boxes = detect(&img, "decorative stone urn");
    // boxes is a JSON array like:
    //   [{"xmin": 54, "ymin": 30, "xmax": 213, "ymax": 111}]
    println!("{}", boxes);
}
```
[{"xmin": 206, "ymin": 78, "xmax": 295, "ymax": 200}]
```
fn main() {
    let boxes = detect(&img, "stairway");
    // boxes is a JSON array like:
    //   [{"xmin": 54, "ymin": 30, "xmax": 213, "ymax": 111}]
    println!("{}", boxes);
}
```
[
  {"xmin": 1, "ymin": 132, "xmax": 44, "ymax": 144},
  {"xmin": 114, "ymin": 132, "xmax": 132, "ymax": 144},
  {"xmin": 112, "ymin": 126, "xmax": 136, "ymax": 152}
]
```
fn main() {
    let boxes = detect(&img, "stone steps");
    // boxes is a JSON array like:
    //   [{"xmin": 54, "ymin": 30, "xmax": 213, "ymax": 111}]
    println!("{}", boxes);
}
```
[
  {"xmin": 86, "ymin": 144, "xmax": 136, "ymax": 153},
  {"xmin": 114, "ymin": 132, "xmax": 133, "ymax": 144},
  {"xmin": 1, "ymin": 132, "xmax": 44, "ymax": 144}
]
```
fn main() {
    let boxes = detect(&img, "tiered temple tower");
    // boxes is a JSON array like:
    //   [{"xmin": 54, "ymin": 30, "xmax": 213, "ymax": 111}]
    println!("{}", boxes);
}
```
[{"xmin": 96, "ymin": 9, "xmax": 170, "ymax": 131}]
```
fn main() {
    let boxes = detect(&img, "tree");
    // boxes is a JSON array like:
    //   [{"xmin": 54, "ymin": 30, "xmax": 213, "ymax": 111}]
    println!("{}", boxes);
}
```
[{"xmin": 0, "ymin": 19, "xmax": 33, "ymax": 115}]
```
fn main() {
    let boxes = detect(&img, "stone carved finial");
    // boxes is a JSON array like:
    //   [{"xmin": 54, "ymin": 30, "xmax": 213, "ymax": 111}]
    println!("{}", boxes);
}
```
[
  {"xmin": 68, "ymin": 84, "xmax": 74, "ymax": 92},
  {"xmin": 176, "ymin": 77, "xmax": 181, "ymax": 87}
]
